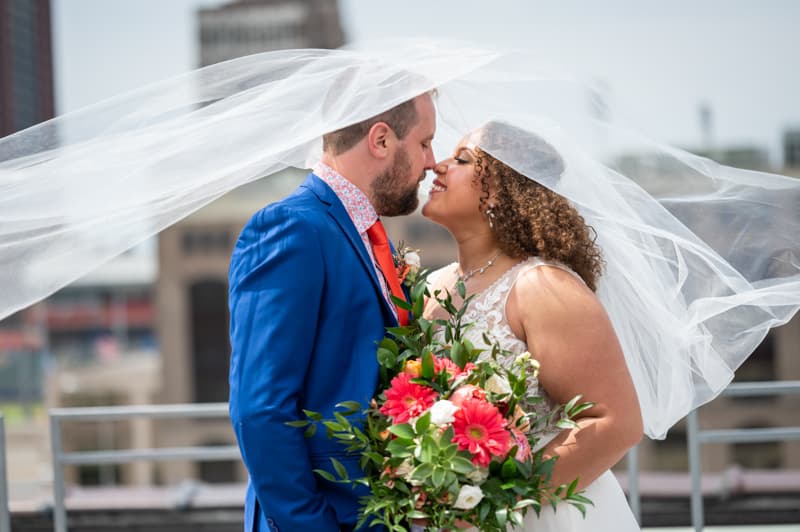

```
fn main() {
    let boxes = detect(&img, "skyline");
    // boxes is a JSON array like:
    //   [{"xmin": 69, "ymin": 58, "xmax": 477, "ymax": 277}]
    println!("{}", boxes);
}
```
[{"xmin": 51, "ymin": 0, "xmax": 800, "ymax": 165}]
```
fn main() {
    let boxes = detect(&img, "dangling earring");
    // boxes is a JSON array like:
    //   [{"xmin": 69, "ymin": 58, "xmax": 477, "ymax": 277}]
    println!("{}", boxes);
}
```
[{"xmin": 486, "ymin": 205, "xmax": 496, "ymax": 229}]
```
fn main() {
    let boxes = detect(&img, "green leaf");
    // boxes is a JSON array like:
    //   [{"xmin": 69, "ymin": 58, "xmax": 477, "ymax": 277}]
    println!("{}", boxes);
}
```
[
  {"xmin": 336, "ymin": 400, "xmax": 363, "ymax": 412},
  {"xmin": 479, "ymin": 502, "xmax": 490, "ymax": 521},
  {"xmin": 313, "ymin": 468, "xmax": 337, "ymax": 482},
  {"xmin": 405, "ymin": 510, "xmax": 429, "ymax": 520},
  {"xmin": 450, "ymin": 341, "xmax": 466, "ymax": 368},
  {"xmin": 412, "ymin": 295, "xmax": 424, "ymax": 322},
  {"xmin": 323, "ymin": 420, "xmax": 345, "ymax": 432},
  {"xmin": 450, "ymin": 456, "xmax": 475, "ymax": 474},
  {"xmin": 456, "ymin": 280, "xmax": 466, "ymax": 299},
  {"xmin": 386, "ymin": 440, "xmax": 412, "ymax": 458},
  {"xmin": 379, "ymin": 338, "xmax": 400, "ymax": 356},
  {"xmin": 421, "ymin": 350, "xmax": 435, "ymax": 379},
  {"xmin": 364, "ymin": 451, "xmax": 384, "ymax": 465},
  {"xmin": 509, "ymin": 510, "xmax": 524, "ymax": 527},
  {"xmin": 495, "ymin": 508, "xmax": 508, "ymax": 527},
  {"xmin": 567, "ymin": 477, "xmax": 579, "ymax": 496},
  {"xmin": 411, "ymin": 462, "xmax": 434, "ymax": 481},
  {"xmin": 388, "ymin": 423, "xmax": 415, "ymax": 440},
  {"xmin": 330, "ymin": 457, "xmax": 349, "ymax": 480},
  {"xmin": 391, "ymin": 294, "xmax": 413, "ymax": 311},
  {"xmin": 302, "ymin": 409, "xmax": 323, "ymax": 421},
  {"xmin": 377, "ymin": 347, "xmax": 396, "ymax": 368},
  {"xmin": 501, "ymin": 457, "xmax": 518, "ymax": 480},
  {"xmin": 431, "ymin": 466, "xmax": 446, "ymax": 488},
  {"xmin": 513, "ymin": 499, "xmax": 539, "ymax": 510},
  {"xmin": 304, "ymin": 424, "xmax": 317, "ymax": 438},
  {"xmin": 414, "ymin": 411, "xmax": 431, "ymax": 434},
  {"xmin": 284, "ymin": 420, "xmax": 309, "ymax": 427}
]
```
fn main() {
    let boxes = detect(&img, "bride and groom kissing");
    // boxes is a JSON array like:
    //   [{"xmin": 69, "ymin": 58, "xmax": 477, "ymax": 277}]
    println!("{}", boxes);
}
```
[{"xmin": 227, "ymin": 90, "xmax": 642, "ymax": 531}]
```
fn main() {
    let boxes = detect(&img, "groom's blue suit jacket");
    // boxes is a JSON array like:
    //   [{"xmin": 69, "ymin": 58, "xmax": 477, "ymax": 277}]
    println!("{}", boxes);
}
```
[{"xmin": 229, "ymin": 173, "xmax": 398, "ymax": 532}]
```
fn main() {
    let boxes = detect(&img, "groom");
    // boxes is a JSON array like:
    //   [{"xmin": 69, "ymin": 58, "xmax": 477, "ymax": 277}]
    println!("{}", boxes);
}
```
[{"xmin": 228, "ymin": 92, "xmax": 437, "ymax": 531}]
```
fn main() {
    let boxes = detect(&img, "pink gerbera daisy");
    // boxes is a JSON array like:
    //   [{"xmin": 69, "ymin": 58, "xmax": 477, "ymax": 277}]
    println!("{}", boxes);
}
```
[
  {"xmin": 452, "ymin": 398, "xmax": 512, "ymax": 467},
  {"xmin": 379, "ymin": 373, "xmax": 438, "ymax": 424}
]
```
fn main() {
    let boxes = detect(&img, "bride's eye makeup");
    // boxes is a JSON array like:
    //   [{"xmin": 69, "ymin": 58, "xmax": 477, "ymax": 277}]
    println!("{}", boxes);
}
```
[{"xmin": 453, "ymin": 147, "xmax": 473, "ymax": 164}]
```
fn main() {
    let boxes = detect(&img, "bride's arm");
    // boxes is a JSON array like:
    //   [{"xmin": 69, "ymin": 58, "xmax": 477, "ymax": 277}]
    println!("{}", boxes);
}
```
[{"xmin": 506, "ymin": 265, "xmax": 643, "ymax": 491}]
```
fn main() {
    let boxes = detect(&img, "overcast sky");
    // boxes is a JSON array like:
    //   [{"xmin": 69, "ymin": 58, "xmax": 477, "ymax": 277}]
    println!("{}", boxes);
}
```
[{"xmin": 52, "ymin": 0, "xmax": 800, "ymax": 163}]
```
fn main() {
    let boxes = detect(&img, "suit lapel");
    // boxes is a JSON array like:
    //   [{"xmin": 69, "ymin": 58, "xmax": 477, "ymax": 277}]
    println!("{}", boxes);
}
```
[{"xmin": 302, "ymin": 174, "xmax": 398, "ymax": 326}]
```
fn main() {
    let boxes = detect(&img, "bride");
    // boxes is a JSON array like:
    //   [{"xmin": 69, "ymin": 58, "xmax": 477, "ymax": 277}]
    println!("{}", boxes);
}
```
[{"xmin": 421, "ymin": 120, "xmax": 642, "ymax": 531}]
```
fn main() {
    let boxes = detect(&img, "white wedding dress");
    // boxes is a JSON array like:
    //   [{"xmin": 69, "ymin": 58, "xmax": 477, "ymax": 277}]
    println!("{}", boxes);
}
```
[{"xmin": 427, "ymin": 257, "xmax": 640, "ymax": 532}]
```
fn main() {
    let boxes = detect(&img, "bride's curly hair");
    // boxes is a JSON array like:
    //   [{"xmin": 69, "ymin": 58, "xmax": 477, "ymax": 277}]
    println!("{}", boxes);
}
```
[{"xmin": 473, "ymin": 122, "xmax": 604, "ymax": 291}]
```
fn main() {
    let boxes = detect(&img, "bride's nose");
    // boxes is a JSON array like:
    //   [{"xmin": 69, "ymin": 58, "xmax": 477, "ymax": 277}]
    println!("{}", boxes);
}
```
[{"xmin": 433, "ymin": 161, "xmax": 448, "ymax": 176}]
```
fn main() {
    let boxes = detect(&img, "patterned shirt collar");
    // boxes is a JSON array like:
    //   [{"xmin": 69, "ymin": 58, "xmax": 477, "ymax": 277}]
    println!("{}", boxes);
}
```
[{"xmin": 313, "ymin": 162, "xmax": 378, "ymax": 233}]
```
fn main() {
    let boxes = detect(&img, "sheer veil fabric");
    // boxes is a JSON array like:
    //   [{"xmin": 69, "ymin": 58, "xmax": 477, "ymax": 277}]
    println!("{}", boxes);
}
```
[{"xmin": 1, "ymin": 40, "xmax": 798, "ymax": 438}]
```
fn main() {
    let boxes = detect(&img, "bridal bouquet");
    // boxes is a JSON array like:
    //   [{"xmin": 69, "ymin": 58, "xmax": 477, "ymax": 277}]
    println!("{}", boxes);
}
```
[{"xmin": 294, "ymin": 272, "xmax": 592, "ymax": 531}]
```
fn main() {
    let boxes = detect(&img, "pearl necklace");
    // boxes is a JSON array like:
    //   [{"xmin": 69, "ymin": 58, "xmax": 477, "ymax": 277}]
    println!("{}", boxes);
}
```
[{"xmin": 457, "ymin": 252, "xmax": 502, "ymax": 284}]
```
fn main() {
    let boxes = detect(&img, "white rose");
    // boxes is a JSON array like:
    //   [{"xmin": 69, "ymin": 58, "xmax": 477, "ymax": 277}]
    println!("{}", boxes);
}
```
[
  {"xmin": 465, "ymin": 467, "xmax": 489, "ymax": 485},
  {"xmin": 453, "ymin": 484, "xmax": 484, "ymax": 510},
  {"xmin": 404, "ymin": 251, "xmax": 421, "ymax": 268},
  {"xmin": 485, "ymin": 374, "xmax": 512, "ymax": 396},
  {"xmin": 428, "ymin": 400, "xmax": 459, "ymax": 426}
]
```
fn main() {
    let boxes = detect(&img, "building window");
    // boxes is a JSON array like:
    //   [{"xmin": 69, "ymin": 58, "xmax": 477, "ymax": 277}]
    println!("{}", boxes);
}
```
[
  {"xmin": 182, "ymin": 229, "xmax": 232, "ymax": 256},
  {"xmin": 190, "ymin": 280, "xmax": 230, "ymax": 403}
]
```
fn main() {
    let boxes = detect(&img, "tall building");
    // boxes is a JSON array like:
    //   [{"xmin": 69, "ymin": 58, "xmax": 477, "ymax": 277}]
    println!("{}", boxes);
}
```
[
  {"xmin": 0, "ymin": 0, "xmax": 54, "ymax": 137},
  {"xmin": 155, "ymin": 0, "xmax": 345, "ymax": 485},
  {"xmin": 198, "ymin": 0, "xmax": 344, "ymax": 67},
  {"xmin": 785, "ymin": 130, "xmax": 800, "ymax": 168}
]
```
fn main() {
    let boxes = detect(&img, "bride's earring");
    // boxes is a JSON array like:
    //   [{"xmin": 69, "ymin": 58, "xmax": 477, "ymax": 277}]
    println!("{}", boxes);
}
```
[{"xmin": 486, "ymin": 205, "xmax": 496, "ymax": 229}]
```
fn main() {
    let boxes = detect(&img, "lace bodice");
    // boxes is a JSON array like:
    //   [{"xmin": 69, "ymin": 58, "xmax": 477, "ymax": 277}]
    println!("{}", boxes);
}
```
[{"xmin": 427, "ymin": 257, "xmax": 583, "ymax": 449}]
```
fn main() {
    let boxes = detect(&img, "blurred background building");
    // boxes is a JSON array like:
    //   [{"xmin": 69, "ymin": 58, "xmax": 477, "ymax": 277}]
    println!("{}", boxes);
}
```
[{"xmin": 0, "ymin": 0, "xmax": 54, "ymax": 137}]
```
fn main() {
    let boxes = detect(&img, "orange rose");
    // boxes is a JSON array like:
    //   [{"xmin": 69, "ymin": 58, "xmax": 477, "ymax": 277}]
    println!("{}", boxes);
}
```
[{"xmin": 403, "ymin": 359, "xmax": 423, "ymax": 377}]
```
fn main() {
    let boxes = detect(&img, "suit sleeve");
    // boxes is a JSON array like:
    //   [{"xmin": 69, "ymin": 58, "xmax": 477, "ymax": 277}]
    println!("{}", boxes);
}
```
[{"xmin": 228, "ymin": 205, "xmax": 339, "ymax": 531}]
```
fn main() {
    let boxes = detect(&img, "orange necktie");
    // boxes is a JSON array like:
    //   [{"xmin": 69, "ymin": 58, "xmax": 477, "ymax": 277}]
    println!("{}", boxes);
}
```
[{"xmin": 366, "ymin": 220, "xmax": 409, "ymax": 326}]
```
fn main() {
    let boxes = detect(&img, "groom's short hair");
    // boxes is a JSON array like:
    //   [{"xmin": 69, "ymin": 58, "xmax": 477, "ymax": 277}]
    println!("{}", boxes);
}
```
[{"xmin": 322, "ymin": 97, "xmax": 419, "ymax": 156}]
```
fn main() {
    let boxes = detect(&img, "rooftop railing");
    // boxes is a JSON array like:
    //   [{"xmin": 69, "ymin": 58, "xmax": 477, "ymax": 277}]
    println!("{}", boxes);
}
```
[
  {"xmin": 39, "ymin": 381, "xmax": 800, "ymax": 531},
  {"xmin": 49, "ymin": 403, "xmax": 238, "ymax": 532},
  {"xmin": 686, "ymin": 380, "xmax": 800, "ymax": 532}
]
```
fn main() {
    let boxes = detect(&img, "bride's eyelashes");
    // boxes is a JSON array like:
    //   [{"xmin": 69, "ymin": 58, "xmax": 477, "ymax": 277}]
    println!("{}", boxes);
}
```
[{"xmin": 454, "ymin": 157, "xmax": 469, "ymax": 164}]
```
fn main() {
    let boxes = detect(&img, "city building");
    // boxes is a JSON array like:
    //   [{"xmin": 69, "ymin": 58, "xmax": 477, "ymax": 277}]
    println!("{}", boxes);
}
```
[
  {"xmin": 198, "ymin": 0, "xmax": 344, "ymax": 67},
  {"xmin": 0, "ymin": 0, "xmax": 54, "ymax": 137}
]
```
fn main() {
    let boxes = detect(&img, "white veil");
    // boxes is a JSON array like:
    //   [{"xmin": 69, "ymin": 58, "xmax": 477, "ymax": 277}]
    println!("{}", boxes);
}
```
[{"xmin": 1, "ymin": 40, "xmax": 798, "ymax": 438}]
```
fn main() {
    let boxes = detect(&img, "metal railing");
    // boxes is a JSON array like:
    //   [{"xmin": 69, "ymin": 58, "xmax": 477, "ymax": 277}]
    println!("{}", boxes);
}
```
[
  {"xmin": 686, "ymin": 380, "xmax": 800, "ymax": 532},
  {"xmin": 0, "ymin": 415, "xmax": 10, "ymax": 532},
  {"xmin": 626, "ymin": 444, "xmax": 641, "ymax": 524},
  {"xmin": 49, "ymin": 403, "xmax": 238, "ymax": 532}
]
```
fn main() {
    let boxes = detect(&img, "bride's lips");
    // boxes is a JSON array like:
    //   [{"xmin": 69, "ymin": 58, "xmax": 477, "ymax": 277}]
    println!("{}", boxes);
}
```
[{"xmin": 430, "ymin": 178, "xmax": 447, "ymax": 195}]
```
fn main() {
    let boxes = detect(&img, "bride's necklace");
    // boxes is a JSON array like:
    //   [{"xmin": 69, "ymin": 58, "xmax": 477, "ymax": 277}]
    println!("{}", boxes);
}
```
[{"xmin": 457, "ymin": 251, "xmax": 502, "ymax": 284}]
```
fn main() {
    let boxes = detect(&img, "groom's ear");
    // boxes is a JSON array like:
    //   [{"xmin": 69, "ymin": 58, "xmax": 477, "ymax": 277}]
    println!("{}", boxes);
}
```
[{"xmin": 366, "ymin": 122, "xmax": 394, "ymax": 160}]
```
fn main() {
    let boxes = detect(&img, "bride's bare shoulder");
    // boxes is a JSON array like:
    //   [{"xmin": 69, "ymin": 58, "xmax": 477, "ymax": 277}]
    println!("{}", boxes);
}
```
[{"xmin": 509, "ymin": 262, "xmax": 603, "ymax": 326}]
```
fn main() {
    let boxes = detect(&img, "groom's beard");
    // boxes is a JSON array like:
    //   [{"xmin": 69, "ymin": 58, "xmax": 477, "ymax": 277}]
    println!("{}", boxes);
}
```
[{"xmin": 372, "ymin": 146, "xmax": 421, "ymax": 216}]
